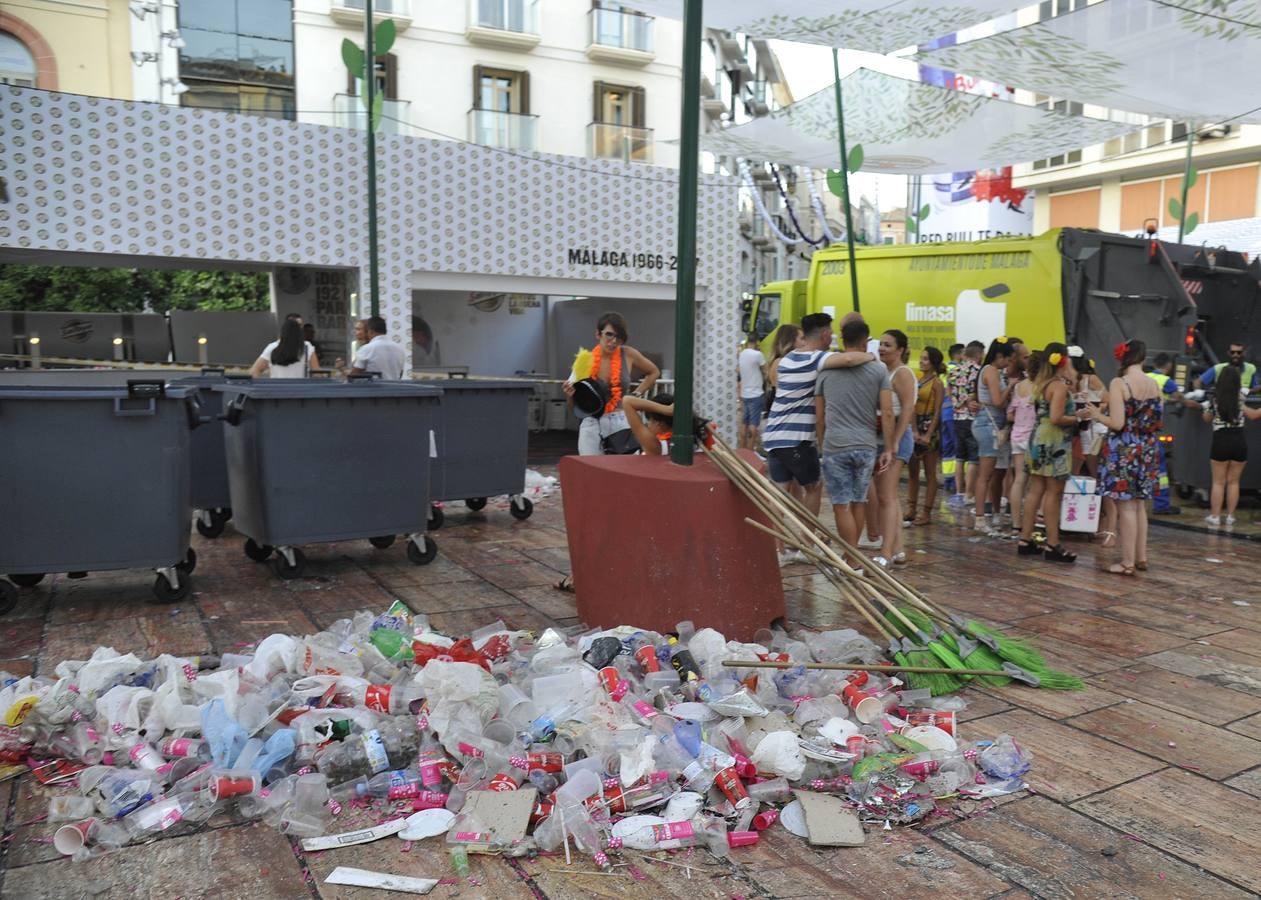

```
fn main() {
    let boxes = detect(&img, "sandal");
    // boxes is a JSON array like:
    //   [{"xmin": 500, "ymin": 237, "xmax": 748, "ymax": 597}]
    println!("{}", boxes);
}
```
[
  {"xmin": 913, "ymin": 512, "xmax": 931, "ymax": 526},
  {"xmin": 1135, "ymin": 560, "xmax": 1148, "ymax": 571},
  {"xmin": 1043, "ymin": 544, "xmax": 1078, "ymax": 564},
  {"xmin": 1100, "ymin": 563, "xmax": 1135, "ymax": 576},
  {"xmin": 1017, "ymin": 539, "xmax": 1042, "ymax": 556},
  {"xmin": 554, "ymin": 575, "xmax": 575, "ymax": 593},
  {"xmin": 1097, "ymin": 530, "xmax": 1117, "ymax": 548}
]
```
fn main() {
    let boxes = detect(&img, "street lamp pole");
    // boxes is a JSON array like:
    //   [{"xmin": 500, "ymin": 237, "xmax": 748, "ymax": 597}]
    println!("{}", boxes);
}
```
[{"xmin": 669, "ymin": 0, "xmax": 703, "ymax": 465}]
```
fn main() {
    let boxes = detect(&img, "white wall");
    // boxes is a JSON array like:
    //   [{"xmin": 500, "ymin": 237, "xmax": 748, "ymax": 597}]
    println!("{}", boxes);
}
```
[
  {"xmin": 549, "ymin": 297, "xmax": 675, "ymax": 378},
  {"xmin": 412, "ymin": 289, "xmax": 549, "ymax": 375},
  {"xmin": 293, "ymin": 0, "xmax": 683, "ymax": 165}
]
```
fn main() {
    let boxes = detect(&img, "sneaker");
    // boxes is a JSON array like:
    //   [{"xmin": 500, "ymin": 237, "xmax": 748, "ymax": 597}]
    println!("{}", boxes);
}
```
[
  {"xmin": 872, "ymin": 556, "xmax": 890, "ymax": 569},
  {"xmin": 857, "ymin": 533, "xmax": 883, "ymax": 550},
  {"xmin": 1226, "ymin": 515, "xmax": 1237, "ymax": 526},
  {"xmin": 974, "ymin": 520, "xmax": 994, "ymax": 536},
  {"xmin": 1205, "ymin": 515, "xmax": 1221, "ymax": 527},
  {"xmin": 891, "ymin": 552, "xmax": 907, "ymax": 566}
]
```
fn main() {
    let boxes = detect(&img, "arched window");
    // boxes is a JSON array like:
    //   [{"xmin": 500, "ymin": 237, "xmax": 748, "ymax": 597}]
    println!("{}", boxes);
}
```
[{"xmin": 0, "ymin": 32, "xmax": 36, "ymax": 86}]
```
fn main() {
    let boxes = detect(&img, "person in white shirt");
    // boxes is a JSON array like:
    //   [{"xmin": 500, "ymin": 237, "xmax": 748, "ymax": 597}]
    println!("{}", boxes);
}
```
[
  {"xmin": 250, "ymin": 316, "xmax": 319, "ymax": 378},
  {"xmin": 341, "ymin": 316, "xmax": 407, "ymax": 380},
  {"xmin": 737, "ymin": 334, "xmax": 767, "ymax": 450}
]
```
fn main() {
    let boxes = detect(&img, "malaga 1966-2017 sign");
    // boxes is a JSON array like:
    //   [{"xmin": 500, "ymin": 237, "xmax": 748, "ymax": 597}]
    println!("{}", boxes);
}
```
[{"xmin": 567, "ymin": 248, "xmax": 686, "ymax": 270}]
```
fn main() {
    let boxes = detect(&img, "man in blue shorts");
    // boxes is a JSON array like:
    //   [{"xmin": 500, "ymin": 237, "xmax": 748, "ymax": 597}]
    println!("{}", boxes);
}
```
[{"xmin": 737, "ymin": 333, "xmax": 766, "ymax": 450}]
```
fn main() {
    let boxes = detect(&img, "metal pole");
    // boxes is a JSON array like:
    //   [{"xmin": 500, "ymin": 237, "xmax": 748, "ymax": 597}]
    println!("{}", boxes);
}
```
[
  {"xmin": 365, "ymin": 0, "xmax": 380, "ymax": 318},
  {"xmin": 1177, "ymin": 124, "xmax": 1195, "ymax": 244},
  {"xmin": 669, "ymin": 0, "xmax": 702, "ymax": 466},
  {"xmin": 831, "ymin": 48, "xmax": 860, "ymax": 312}
]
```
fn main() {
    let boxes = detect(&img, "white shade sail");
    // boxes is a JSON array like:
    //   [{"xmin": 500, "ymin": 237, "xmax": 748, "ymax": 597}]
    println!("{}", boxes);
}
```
[
  {"xmin": 915, "ymin": 0, "xmax": 1261, "ymax": 125},
  {"xmin": 698, "ymin": 68, "xmax": 1135, "ymax": 174},
  {"xmin": 619, "ymin": 0, "xmax": 1024, "ymax": 53}
]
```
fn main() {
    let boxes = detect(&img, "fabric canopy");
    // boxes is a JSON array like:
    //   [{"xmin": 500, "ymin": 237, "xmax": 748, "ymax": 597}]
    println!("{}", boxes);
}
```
[
  {"xmin": 915, "ymin": 0, "xmax": 1261, "ymax": 125},
  {"xmin": 619, "ymin": 0, "xmax": 1024, "ymax": 54},
  {"xmin": 697, "ymin": 68, "xmax": 1134, "ymax": 174}
]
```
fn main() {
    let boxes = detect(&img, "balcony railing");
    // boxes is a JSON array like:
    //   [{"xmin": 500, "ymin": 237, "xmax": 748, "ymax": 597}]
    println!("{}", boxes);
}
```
[
  {"xmin": 588, "ymin": 122, "xmax": 653, "ymax": 164},
  {"xmin": 330, "ymin": 0, "xmax": 413, "ymax": 28},
  {"xmin": 468, "ymin": 108, "xmax": 538, "ymax": 151},
  {"xmin": 334, "ymin": 94, "xmax": 410, "ymax": 135},
  {"xmin": 589, "ymin": 6, "xmax": 654, "ymax": 54}
]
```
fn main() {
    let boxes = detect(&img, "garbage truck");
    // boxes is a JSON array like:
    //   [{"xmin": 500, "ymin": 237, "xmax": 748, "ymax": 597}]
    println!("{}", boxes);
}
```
[{"xmin": 742, "ymin": 228, "xmax": 1261, "ymax": 496}]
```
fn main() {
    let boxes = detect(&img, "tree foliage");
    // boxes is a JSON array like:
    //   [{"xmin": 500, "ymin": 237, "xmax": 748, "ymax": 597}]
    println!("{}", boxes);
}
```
[{"xmin": 0, "ymin": 265, "xmax": 270, "ymax": 314}]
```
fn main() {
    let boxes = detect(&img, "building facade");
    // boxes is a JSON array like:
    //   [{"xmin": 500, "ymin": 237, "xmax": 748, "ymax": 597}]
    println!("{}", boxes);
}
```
[
  {"xmin": 1010, "ymin": 0, "xmax": 1261, "ymax": 240},
  {"xmin": 0, "ymin": 0, "xmax": 134, "ymax": 97}
]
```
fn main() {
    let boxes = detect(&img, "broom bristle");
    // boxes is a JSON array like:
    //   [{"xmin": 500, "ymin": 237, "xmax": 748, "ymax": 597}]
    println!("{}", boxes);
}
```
[
  {"xmin": 1027, "ymin": 667, "xmax": 1084, "ymax": 691},
  {"xmin": 961, "ymin": 642, "xmax": 1013, "ymax": 687},
  {"xmin": 925, "ymin": 639, "xmax": 974, "ymax": 682},
  {"xmin": 905, "ymin": 648, "xmax": 964, "ymax": 695},
  {"xmin": 966, "ymin": 622, "xmax": 1049, "ymax": 673},
  {"xmin": 901, "ymin": 607, "xmax": 959, "ymax": 650}
]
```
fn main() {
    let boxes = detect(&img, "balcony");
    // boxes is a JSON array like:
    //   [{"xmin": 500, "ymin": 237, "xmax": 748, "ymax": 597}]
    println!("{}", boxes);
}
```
[
  {"xmin": 334, "ymin": 93, "xmax": 411, "ymax": 135},
  {"xmin": 468, "ymin": 108, "xmax": 538, "ymax": 151},
  {"xmin": 745, "ymin": 79, "xmax": 769, "ymax": 115},
  {"xmin": 466, "ymin": 0, "xmax": 541, "ymax": 51},
  {"xmin": 330, "ymin": 0, "xmax": 413, "ymax": 31},
  {"xmin": 585, "ymin": 7, "xmax": 654, "ymax": 66},
  {"xmin": 588, "ymin": 122, "xmax": 653, "ymax": 164}
]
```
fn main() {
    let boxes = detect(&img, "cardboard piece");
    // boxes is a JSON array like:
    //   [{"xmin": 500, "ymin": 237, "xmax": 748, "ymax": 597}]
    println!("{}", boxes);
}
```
[
  {"xmin": 792, "ymin": 789, "xmax": 866, "ymax": 847},
  {"xmin": 446, "ymin": 788, "xmax": 537, "ymax": 852},
  {"xmin": 324, "ymin": 867, "xmax": 438, "ymax": 895}
]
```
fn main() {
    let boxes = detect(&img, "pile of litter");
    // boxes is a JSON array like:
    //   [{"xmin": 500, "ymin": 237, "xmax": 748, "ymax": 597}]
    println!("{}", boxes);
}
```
[{"xmin": 0, "ymin": 604, "xmax": 1031, "ymax": 890}]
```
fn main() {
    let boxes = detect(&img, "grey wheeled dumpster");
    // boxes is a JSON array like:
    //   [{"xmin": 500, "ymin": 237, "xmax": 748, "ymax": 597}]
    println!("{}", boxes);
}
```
[
  {"xmin": 425, "ymin": 376, "xmax": 536, "ymax": 530},
  {"xmin": 0, "ymin": 380, "xmax": 202, "ymax": 613},
  {"xmin": 0, "ymin": 367, "xmax": 245, "ymax": 538},
  {"xmin": 215, "ymin": 380, "xmax": 442, "ymax": 579}
]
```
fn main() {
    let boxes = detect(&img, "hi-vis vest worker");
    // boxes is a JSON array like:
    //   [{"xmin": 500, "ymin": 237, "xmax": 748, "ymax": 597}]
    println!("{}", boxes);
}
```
[{"xmin": 1200, "ymin": 361, "xmax": 1259, "ymax": 392}]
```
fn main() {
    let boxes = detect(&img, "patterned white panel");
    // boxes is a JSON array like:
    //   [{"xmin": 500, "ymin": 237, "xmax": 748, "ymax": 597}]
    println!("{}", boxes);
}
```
[{"xmin": 0, "ymin": 87, "xmax": 742, "ymax": 437}]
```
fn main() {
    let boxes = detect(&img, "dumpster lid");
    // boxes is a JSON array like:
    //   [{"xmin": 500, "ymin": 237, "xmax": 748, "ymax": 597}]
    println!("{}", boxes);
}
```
[
  {"xmin": 0, "ymin": 381, "xmax": 192, "ymax": 400},
  {"xmin": 212, "ymin": 381, "xmax": 442, "ymax": 400}
]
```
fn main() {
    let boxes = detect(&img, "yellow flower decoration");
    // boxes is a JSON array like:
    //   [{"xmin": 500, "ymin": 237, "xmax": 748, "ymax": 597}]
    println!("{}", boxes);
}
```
[{"xmin": 1048, "ymin": 352, "xmax": 1063, "ymax": 366}]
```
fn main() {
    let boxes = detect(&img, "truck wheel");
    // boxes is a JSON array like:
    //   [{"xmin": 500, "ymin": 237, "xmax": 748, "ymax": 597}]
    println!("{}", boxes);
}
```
[
  {"xmin": 272, "ymin": 548, "xmax": 307, "ymax": 580},
  {"xmin": 196, "ymin": 517, "xmax": 225, "ymax": 539}
]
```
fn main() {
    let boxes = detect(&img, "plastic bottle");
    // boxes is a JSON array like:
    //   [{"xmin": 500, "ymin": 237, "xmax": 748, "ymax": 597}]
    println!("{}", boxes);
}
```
[
  {"xmin": 279, "ymin": 773, "xmax": 331, "ymax": 837},
  {"xmin": 370, "ymin": 628, "xmax": 415, "ymax": 663},
  {"xmin": 344, "ymin": 680, "xmax": 424, "ymax": 716},
  {"xmin": 449, "ymin": 844, "xmax": 470, "ymax": 877},
  {"xmin": 314, "ymin": 716, "xmax": 420, "ymax": 783},
  {"xmin": 666, "ymin": 637, "xmax": 702, "ymax": 683},
  {"xmin": 520, "ymin": 701, "xmax": 583, "ymax": 745},
  {"xmin": 159, "ymin": 736, "xmax": 211, "ymax": 762},
  {"xmin": 611, "ymin": 814, "xmax": 732, "ymax": 856}
]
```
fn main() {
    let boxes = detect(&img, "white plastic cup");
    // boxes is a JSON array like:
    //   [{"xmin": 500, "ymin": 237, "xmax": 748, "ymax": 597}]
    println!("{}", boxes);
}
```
[
  {"xmin": 53, "ymin": 819, "xmax": 97, "ymax": 855},
  {"xmin": 497, "ymin": 684, "xmax": 538, "ymax": 728}
]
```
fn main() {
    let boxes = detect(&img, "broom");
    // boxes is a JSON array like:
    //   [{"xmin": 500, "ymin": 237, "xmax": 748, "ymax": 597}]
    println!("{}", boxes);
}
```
[{"xmin": 708, "ymin": 438, "xmax": 1078, "ymax": 690}]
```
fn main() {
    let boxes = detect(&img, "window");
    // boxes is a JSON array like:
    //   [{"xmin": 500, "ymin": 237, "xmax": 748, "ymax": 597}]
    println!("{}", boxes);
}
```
[
  {"xmin": 476, "ymin": 0, "xmax": 538, "ymax": 33},
  {"xmin": 593, "ymin": 81, "xmax": 644, "ymax": 127},
  {"xmin": 178, "ymin": 0, "xmax": 295, "ymax": 120},
  {"xmin": 475, "ymin": 66, "xmax": 529, "ymax": 113},
  {"xmin": 1032, "ymin": 98, "xmax": 1084, "ymax": 169},
  {"xmin": 0, "ymin": 32, "xmax": 36, "ymax": 86},
  {"xmin": 348, "ymin": 54, "xmax": 398, "ymax": 99},
  {"xmin": 1038, "ymin": 0, "xmax": 1087, "ymax": 20},
  {"xmin": 591, "ymin": 3, "xmax": 653, "ymax": 53}
]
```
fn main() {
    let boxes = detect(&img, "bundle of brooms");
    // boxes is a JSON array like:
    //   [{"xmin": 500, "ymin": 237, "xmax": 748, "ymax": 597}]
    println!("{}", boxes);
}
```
[{"xmin": 702, "ymin": 436, "xmax": 1082, "ymax": 696}]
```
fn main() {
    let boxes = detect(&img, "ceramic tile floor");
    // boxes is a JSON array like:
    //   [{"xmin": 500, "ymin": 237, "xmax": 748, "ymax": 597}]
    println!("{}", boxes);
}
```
[{"xmin": 2, "ymin": 468, "xmax": 1260, "ymax": 899}]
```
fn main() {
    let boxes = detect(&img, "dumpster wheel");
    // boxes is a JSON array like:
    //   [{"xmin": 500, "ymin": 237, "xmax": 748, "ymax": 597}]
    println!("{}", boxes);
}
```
[
  {"xmin": 152, "ymin": 572, "xmax": 190, "ymax": 604},
  {"xmin": 272, "ymin": 547, "xmax": 306, "ymax": 579},
  {"xmin": 369, "ymin": 535, "xmax": 397, "ymax": 549},
  {"xmin": 244, "ymin": 538, "xmax": 274, "ymax": 563},
  {"xmin": 196, "ymin": 516, "xmax": 225, "ymax": 539},
  {"xmin": 510, "ymin": 497, "xmax": 534, "ymax": 521},
  {"xmin": 428, "ymin": 505, "xmax": 445, "ymax": 530},
  {"xmin": 177, "ymin": 548, "xmax": 197, "ymax": 576},
  {"xmin": 466, "ymin": 497, "xmax": 488, "ymax": 511},
  {"xmin": 0, "ymin": 580, "xmax": 17, "ymax": 615},
  {"xmin": 407, "ymin": 535, "xmax": 438, "ymax": 565},
  {"xmin": 8, "ymin": 573, "xmax": 45, "ymax": 588}
]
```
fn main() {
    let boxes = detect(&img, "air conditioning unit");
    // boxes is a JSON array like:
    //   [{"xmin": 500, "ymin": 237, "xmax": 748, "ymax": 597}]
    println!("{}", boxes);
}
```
[{"xmin": 1199, "ymin": 124, "xmax": 1234, "ymax": 140}]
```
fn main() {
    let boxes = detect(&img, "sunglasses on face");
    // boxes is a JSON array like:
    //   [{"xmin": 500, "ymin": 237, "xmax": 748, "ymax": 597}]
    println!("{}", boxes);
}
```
[{"xmin": 600, "ymin": 331, "xmax": 620, "ymax": 339}]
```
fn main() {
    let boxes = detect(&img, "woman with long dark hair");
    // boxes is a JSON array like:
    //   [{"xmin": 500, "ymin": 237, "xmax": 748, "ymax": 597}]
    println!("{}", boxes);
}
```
[
  {"xmin": 906, "ymin": 346, "xmax": 945, "ymax": 526},
  {"xmin": 1090, "ymin": 339, "xmax": 1163, "ymax": 575},
  {"xmin": 1018, "ymin": 342, "xmax": 1090, "ymax": 562},
  {"xmin": 250, "ymin": 317, "xmax": 319, "ymax": 378},
  {"xmin": 971, "ymin": 337, "xmax": 1016, "ymax": 534},
  {"xmin": 1200, "ymin": 364, "xmax": 1261, "ymax": 525}
]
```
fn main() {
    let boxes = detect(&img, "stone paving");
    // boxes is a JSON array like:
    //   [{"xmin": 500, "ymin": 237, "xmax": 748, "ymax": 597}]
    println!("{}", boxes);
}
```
[{"xmin": 2, "ymin": 469, "xmax": 1260, "ymax": 899}]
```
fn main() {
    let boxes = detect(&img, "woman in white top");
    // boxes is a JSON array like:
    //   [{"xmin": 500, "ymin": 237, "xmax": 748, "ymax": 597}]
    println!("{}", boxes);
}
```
[
  {"xmin": 874, "ymin": 329, "xmax": 917, "ymax": 567},
  {"xmin": 250, "ymin": 317, "xmax": 320, "ymax": 378}
]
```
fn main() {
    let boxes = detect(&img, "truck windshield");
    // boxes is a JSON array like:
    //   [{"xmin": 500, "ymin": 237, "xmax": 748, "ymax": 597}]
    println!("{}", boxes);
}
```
[{"xmin": 754, "ymin": 293, "xmax": 780, "ymax": 341}]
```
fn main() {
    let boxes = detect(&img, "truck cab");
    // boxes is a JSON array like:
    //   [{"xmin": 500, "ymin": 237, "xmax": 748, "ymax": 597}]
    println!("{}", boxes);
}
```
[{"xmin": 741, "ymin": 280, "xmax": 807, "ymax": 358}]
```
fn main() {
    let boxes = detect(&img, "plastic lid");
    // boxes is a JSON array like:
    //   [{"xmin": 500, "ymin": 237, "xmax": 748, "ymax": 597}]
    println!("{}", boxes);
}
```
[{"xmin": 727, "ymin": 830, "xmax": 760, "ymax": 848}]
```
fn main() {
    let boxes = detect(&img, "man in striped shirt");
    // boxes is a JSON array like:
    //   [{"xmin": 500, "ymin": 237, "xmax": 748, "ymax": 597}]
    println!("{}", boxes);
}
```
[{"xmin": 763, "ymin": 313, "xmax": 877, "ymax": 519}]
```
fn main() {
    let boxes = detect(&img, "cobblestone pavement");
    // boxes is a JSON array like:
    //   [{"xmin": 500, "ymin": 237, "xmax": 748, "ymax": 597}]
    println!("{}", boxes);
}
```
[{"xmin": 2, "ymin": 468, "xmax": 1260, "ymax": 899}]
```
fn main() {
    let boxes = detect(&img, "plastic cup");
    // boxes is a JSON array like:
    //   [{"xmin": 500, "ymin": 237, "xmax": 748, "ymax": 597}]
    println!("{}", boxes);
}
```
[
  {"xmin": 482, "ymin": 719, "xmax": 515, "ymax": 748},
  {"xmin": 497, "ymin": 684, "xmax": 538, "ymax": 728},
  {"xmin": 53, "ymin": 819, "xmax": 97, "ymax": 856},
  {"xmin": 48, "ymin": 795, "xmax": 96, "ymax": 823}
]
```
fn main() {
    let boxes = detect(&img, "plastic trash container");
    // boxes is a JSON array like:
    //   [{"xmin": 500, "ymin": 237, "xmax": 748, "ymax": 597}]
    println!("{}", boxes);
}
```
[
  {"xmin": 426, "ymin": 376, "xmax": 536, "ymax": 530},
  {"xmin": 215, "ymin": 380, "xmax": 442, "ymax": 579},
  {"xmin": 0, "ymin": 368, "xmax": 245, "ymax": 538},
  {"xmin": 0, "ymin": 380, "xmax": 203, "ymax": 614}
]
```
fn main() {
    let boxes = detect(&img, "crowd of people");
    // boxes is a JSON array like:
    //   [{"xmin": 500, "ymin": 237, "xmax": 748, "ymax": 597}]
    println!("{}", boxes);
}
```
[{"xmin": 744, "ymin": 313, "xmax": 1259, "ymax": 574}]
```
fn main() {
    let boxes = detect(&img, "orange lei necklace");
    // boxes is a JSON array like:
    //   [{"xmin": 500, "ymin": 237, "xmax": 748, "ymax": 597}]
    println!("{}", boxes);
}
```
[{"xmin": 590, "ymin": 344, "xmax": 622, "ymax": 414}]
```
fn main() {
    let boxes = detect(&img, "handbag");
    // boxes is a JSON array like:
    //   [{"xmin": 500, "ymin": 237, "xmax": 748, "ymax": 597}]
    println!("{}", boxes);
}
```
[{"xmin": 985, "ymin": 407, "xmax": 1011, "ymax": 447}]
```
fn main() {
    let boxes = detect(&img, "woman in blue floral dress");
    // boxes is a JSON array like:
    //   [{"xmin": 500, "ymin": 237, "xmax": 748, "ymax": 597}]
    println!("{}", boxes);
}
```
[{"xmin": 1090, "ymin": 339, "xmax": 1163, "ymax": 575}]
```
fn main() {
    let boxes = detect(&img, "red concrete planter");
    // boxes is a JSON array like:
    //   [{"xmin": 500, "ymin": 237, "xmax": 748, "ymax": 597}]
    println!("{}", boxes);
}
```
[{"xmin": 558, "ymin": 451, "xmax": 785, "ymax": 641}]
